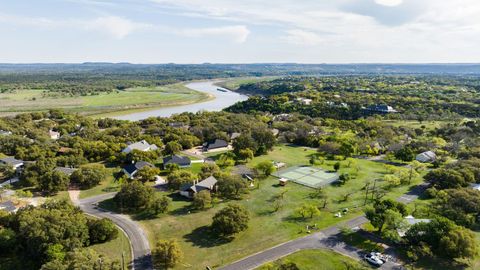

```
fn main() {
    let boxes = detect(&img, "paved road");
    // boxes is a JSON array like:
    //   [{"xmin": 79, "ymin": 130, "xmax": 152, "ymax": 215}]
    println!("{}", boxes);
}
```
[
  {"xmin": 219, "ymin": 181, "xmax": 428, "ymax": 270},
  {"xmin": 218, "ymin": 216, "xmax": 403, "ymax": 270},
  {"xmin": 75, "ymin": 193, "xmax": 153, "ymax": 270}
]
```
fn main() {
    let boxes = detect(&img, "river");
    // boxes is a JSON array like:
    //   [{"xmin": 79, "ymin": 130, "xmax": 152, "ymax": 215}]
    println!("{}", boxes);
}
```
[{"xmin": 114, "ymin": 80, "xmax": 248, "ymax": 121}]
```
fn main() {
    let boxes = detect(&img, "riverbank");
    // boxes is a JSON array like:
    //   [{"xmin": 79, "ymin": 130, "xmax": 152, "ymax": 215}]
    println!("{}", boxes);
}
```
[
  {"xmin": 112, "ymin": 80, "xmax": 249, "ymax": 121},
  {"xmin": 0, "ymin": 83, "xmax": 212, "ymax": 117}
]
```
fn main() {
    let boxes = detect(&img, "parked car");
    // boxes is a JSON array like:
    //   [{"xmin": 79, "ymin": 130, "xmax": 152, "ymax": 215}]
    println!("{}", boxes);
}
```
[{"xmin": 364, "ymin": 253, "xmax": 385, "ymax": 267}]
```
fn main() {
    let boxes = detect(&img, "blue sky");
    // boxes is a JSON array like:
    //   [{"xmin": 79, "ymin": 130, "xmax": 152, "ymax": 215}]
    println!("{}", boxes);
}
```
[{"xmin": 0, "ymin": 0, "xmax": 479, "ymax": 63}]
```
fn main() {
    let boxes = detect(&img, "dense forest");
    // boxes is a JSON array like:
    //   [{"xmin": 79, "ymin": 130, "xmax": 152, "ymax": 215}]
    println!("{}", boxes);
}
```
[{"xmin": 227, "ymin": 76, "xmax": 480, "ymax": 120}]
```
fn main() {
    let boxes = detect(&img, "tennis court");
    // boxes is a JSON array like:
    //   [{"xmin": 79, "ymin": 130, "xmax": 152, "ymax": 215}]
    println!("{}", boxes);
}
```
[{"xmin": 274, "ymin": 165, "xmax": 339, "ymax": 188}]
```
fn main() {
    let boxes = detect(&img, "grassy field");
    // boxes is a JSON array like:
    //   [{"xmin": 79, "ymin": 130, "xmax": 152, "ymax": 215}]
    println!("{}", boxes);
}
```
[
  {"xmin": 0, "ymin": 83, "xmax": 211, "ymax": 116},
  {"xmin": 256, "ymin": 249, "xmax": 368, "ymax": 270},
  {"xmin": 215, "ymin": 77, "xmax": 278, "ymax": 90},
  {"xmin": 90, "ymin": 228, "xmax": 132, "ymax": 268},
  {"xmin": 138, "ymin": 144, "xmax": 423, "ymax": 269}
]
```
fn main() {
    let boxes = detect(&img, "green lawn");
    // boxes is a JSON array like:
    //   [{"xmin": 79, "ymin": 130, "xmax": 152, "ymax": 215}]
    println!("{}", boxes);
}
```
[
  {"xmin": 0, "ymin": 83, "xmax": 211, "ymax": 116},
  {"xmin": 138, "ymin": 144, "xmax": 423, "ymax": 269},
  {"xmin": 90, "ymin": 228, "xmax": 132, "ymax": 267},
  {"xmin": 79, "ymin": 167, "xmax": 121, "ymax": 199},
  {"xmin": 256, "ymin": 249, "xmax": 368, "ymax": 270}
]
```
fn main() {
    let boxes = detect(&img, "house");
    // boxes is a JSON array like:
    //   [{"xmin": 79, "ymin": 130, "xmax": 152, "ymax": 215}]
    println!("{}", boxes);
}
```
[
  {"xmin": 365, "ymin": 105, "xmax": 397, "ymax": 114},
  {"xmin": 163, "ymin": 155, "xmax": 191, "ymax": 169},
  {"xmin": 0, "ymin": 157, "xmax": 24, "ymax": 171},
  {"xmin": 229, "ymin": 132, "xmax": 241, "ymax": 140},
  {"xmin": 49, "ymin": 130, "xmax": 60, "ymax": 140},
  {"xmin": 273, "ymin": 113, "xmax": 292, "ymax": 121},
  {"xmin": 203, "ymin": 139, "xmax": 228, "ymax": 152},
  {"xmin": 416, "ymin": 151, "xmax": 437, "ymax": 163},
  {"xmin": 180, "ymin": 176, "xmax": 218, "ymax": 198},
  {"xmin": 397, "ymin": 215, "xmax": 431, "ymax": 237},
  {"xmin": 55, "ymin": 167, "xmax": 77, "ymax": 176},
  {"xmin": 123, "ymin": 161, "xmax": 154, "ymax": 178},
  {"xmin": 0, "ymin": 201, "xmax": 17, "ymax": 213},
  {"xmin": 0, "ymin": 130, "xmax": 12, "ymax": 136},
  {"xmin": 122, "ymin": 140, "xmax": 158, "ymax": 154},
  {"xmin": 296, "ymin": 97, "xmax": 313, "ymax": 105}
]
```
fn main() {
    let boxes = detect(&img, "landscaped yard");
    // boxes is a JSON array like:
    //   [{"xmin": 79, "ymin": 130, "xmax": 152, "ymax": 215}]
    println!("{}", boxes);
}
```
[
  {"xmin": 79, "ymin": 167, "xmax": 121, "ymax": 199},
  {"xmin": 256, "ymin": 249, "xmax": 367, "ymax": 270},
  {"xmin": 138, "ymin": 144, "xmax": 423, "ymax": 269}
]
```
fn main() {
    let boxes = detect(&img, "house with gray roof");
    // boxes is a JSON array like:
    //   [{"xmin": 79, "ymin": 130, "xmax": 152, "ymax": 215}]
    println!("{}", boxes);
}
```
[
  {"xmin": 180, "ymin": 176, "xmax": 217, "ymax": 198},
  {"xmin": 123, "ymin": 161, "xmax": 154, "ymax": 178},
  {"xmin": 202, "ymin": 139, "xmax": 228, "ymax": 152},
  {"xmin": 163, "ymin": 155, "xmax": 191, "ymax": 169},
  {"xmin": 397, "ymin": 215, "xmax": 431, "ymax": 237},
  {"xmin": 0, "ymin": 157, "xmax": 24, "ymax": 171},
  {"xmin": 55, "ymin": 167, "xmax": 77, "ymax": 176},
  {"xmin": 122, "ymin": 140, "xmax": 158, "ymax": 154},
  {"xmin": 0, "ymin": 201, "xmax": 17, "ymax": 213},
  {"xmin": 416, "ymin": 151, "xmax": 437, "ymax": 163}
]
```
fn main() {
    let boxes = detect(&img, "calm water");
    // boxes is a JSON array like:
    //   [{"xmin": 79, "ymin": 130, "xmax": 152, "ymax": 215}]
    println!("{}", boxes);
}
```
[{"xmin": 114, "ymin": 81, "xmax": 248, "ymax": 121}]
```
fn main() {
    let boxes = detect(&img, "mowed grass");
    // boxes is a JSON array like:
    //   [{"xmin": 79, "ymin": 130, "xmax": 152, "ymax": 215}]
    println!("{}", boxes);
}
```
[
  {"xmin": 140, "ymin": 144, "xmax": 423, "ymax": 269},
  {"xmin": 0, "ymin": 83, "xmax": 211, "ymax": 115},
  {"xmin": 79, "ymin": 167, "xmax": 121, "ymax": 199},
  {"xmin": 256, "ymin": 249, "xmax": 367, "ymax": 270},
  {"xmin": 89, "ymin": 228, "xmax": 132, "ymax": 267}
]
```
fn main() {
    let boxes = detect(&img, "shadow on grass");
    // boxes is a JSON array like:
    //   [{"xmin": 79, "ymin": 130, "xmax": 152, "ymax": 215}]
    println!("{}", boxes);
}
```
[
  {"xmin": 102, "ymin": 186, "xmax": 119, "ymax": 193},
  {"xmin": 98, "ymin": 198, "xmax": 119, "ymax": 212},
  {"xmin": 183, "ymin": 225, "xmax": 232, "ymax": 248}
]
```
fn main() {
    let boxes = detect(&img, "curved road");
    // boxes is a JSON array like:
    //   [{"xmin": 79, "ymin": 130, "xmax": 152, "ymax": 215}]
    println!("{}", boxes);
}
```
[{"xmin": 73, "ymin": 193, "xmax": 153, "ymax": 270}]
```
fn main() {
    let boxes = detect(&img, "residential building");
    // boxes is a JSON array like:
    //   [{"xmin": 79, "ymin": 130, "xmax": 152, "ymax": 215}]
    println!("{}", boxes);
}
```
[
  {"xmin": 416, "ymin": 151, "xmax": 437, "ymax": 163},
  {"xmin": 122, "ymin": 140, "xmax": 158, "ymax": 154},
  {"xmin": 163, "ymin": 155, "xmax": 191, "ymax": 169},
  {"xmin": 203, "ymin": 139, "xmax": 228, "ymax": 152},
  {"xmin": 180, "ymin": 176, "xmax": 218, "ymax": 198},
  {"xmin": 123, "ymin": 161, "xmax": 154, "ymax": 178}
]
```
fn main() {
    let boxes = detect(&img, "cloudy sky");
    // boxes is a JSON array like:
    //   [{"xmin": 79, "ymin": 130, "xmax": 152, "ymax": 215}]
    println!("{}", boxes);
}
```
[{"xmin": 0, "ymin": 0, "xmax": 479, "ymax": 63}]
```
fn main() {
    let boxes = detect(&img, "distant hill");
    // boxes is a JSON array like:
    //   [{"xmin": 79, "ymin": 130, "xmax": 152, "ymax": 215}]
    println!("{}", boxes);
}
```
[{"xmin": 0, "ymin": 63, "xmax": 479, "ymax": 76}]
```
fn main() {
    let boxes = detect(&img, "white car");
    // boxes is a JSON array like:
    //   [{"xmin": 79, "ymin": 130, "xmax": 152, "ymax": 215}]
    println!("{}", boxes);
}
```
[{"xmin": 364, "ymin": 253, "xmax": 384, "ymax": 267}]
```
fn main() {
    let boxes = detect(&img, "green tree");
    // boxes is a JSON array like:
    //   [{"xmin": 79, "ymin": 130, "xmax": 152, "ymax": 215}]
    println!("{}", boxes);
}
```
[
  {"xmin": 296, "ymin": 203, "xmax": 320, "ymax": 219},
  {"xmin": 192, "ymin": 190, "xmax": 212, "ymax": 210},
  {"xmin": 38, "ymin": 170, "xmax": 70, "ymax": 195},
  {"xmin": 365, "ymin": 199, "xmax": 407, "ymax": 233},
  {"xmin": 135, "ymin": 166, "xmax": 161, "ymax": 183},
  {"xmin": 212, "ymin": 204, "xmax": 249, "ymax": 236},
  {"xmin": 238, "ymin": 148, "xmax": 254, "ymax": 161},
  {"xmin": 88, "ymin": 218, "xmax": 118, "ymax": 244},
  {"xmin": 148, "ymin": 195, "xmax": 171, "ymax": 215},
  {"xmin": 70, "ymin": 165, "xmax": 107, "ymax": 189},
  {"xmin": 217, "ymin": 175, "xmax": 248, "ymax": 199},
  {"xmin": 154, "ymin": 239, "xmax": 183, "ymax": 269},
  {"xmin": 114, "ymin": 181, "xmax": 154, "ymax": 211},
  {"xmin": 439, "ymin": 227, "xmax": 478, "ymax": 259},
  {"xmin": 255, "ymin": 161, "xmax": 275, "ymax": 177},
  {"xmin": 395, "ymin": 146, "xmax": 415, "ymax": 162},
  {"xmin": 163, "ymin": 141, "xmax": 182, "ymax": 155},
  {"xmin": 167, "ymin": 170, "xmax": 197, "ymax": 190}
]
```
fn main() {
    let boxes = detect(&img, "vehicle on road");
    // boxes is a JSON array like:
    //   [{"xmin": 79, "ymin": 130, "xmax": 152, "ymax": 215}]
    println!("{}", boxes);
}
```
[{"xmin": 364, "ymin": 252, "xmax": 385, "ymax": 267}]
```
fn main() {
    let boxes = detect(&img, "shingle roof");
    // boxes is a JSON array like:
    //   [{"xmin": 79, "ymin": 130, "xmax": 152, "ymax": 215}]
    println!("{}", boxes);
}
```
[
  {"xmin": 181, "ymin": 176, "xmax": 218, "ymax": 193},
  {"xmin": 0, "ymin": 201, "xmax": 16, "ymax": 212},
  {"xmin": 416, "ymin": 151, "xmax": 436, "ymax": 162},
  {"xmin": 0, "ymin": 157, "xmax": 24, "ymax": 166},
  {"xmin": 163, "ymin": 155, "xmax": 191, "ymax": 166},
  {"xmin": 204, "ymin": 139, "xmax": 228, "ymax": 150},
  {"xmin": 123, "ymin": 161, "xmax": 154, "ymax": 175},
  {"xmin": 122, "ymin": 140, "xmax": 158, "ymax": 153}
]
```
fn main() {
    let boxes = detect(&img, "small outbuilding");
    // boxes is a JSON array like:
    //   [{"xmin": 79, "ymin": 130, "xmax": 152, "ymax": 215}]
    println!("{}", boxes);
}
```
[
  {"xmin": 416, "ymin": 151, "xmax": 436, "ymax": 163},
  {"xmin": 279, "ymin": 178, "xmax": 288, "ymax": 186}
]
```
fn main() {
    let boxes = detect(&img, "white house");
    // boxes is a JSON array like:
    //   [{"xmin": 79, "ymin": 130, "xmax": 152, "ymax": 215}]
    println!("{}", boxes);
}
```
[
  {"xmin": 49, "ymin": 130, "xmax": 60, "ymax": 140},
  {"xmin": 397, "ymin": 215, "xmax": 431, "ymax": 237},
  {"xmin": 122, "ymin": 140, "xmax": 158, "ymax": 154},
  {"xmin": 416, "ymin": 151, "xmax": 437, "ymax": 163}
]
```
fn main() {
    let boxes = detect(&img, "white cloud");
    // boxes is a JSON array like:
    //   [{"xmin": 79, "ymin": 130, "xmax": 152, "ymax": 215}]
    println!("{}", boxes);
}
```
[
  {"xmin": 374, "ymin": 0, "xmax": 403, "ymax": 7},
  {"xmin": 283, "ymin": 29, "xmax": 324, "ymax": 46},
  {"xmin": 177, "ymin": 25, "xmax": 250, "ymax": 43},
  {"xmin": 83, "ymin": 16, "xmax": 150, "ymax": 39}
]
